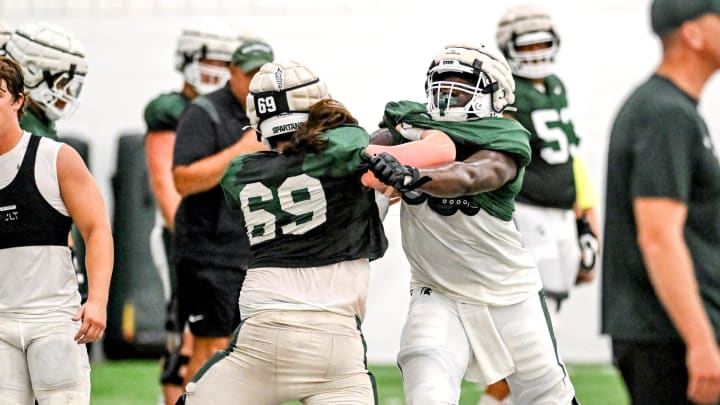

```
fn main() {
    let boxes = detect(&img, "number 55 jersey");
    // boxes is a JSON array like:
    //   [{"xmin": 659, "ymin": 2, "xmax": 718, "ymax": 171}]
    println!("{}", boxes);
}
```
[
  {"xmin": 220, "ymin": 125, "xmax": 388, "ymax": 269},
  {"xmin": 512, "ymin": 74, "xmax": 579, "ymax": 208}
]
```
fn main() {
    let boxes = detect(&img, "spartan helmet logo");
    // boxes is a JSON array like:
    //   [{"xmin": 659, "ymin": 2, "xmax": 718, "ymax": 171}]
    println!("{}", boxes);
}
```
[{"xmin": 275, "ymin": 67, "xmax": 284, "ymax": 90}]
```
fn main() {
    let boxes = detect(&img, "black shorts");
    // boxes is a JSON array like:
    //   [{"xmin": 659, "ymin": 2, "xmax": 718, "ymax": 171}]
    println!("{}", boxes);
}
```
[
  {"xmin": 176, "ymin": 258, "xmax": 245, "ymax": 337},
  {"xmin": 612, "ymin": 338, "xmax": 693, "ymax": 405}
]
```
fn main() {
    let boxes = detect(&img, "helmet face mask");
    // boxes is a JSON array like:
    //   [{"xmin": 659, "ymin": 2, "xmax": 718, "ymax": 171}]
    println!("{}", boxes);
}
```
[
  {"xmin": 27, "ymin": 69, "xmax": 85, "ymax": 120},
  {"xmin": 182, "ymin": 58, "xmax": 230, "ymax": 95},
  {"xmin": 427, "ymin": 69, "xmax": 495, "ymax": 121}
]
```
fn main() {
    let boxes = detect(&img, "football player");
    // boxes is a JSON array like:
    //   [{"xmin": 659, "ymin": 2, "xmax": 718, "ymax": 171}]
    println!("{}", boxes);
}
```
[
  {"xmin": 5, "ymin": 26, "xmax": 91, "ymax": 382},
  {"xmin": 143, "ymin": 27, "xmax": 241, "ymax": 405},
  {"xmin": 0, "ymin": 56, "xmax": 113, "ymax": 405},
  {"xmin": 176, "ymin": 60, "xmax": 454, "ymax": 404},
  {"xmin": 5, "ymin": 22, "xmax": 87, "ymax": 139},
  {"xmin": 478, "ymin": 6, "xmax": 599, "ymax": 404},
  {"xmin": 367, "ymin": 43, "xmax": 579, "ymax": 404},
  {"xmin": 496, "ymin": 3, "xmax": 600, "ymax": 313}
]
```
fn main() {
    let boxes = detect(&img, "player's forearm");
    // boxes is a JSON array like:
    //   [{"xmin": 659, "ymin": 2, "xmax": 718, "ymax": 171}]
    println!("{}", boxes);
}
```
[
  {"xmin": 149, "ymin": 173, "xmax": 181, "ymax": 228},
  {"xmin": 83, "ymin": 223, "xmax": 114, "ymax": 305},
  {"xmin": 173, "ymin": 147, "xmax": 238, "ymax": 196},
  {"xmin": 366, "ymin": 130, "xmax": 455, "ymax": 167},
  {"xmin": 363, "ymin": 130, "xmax": 455, "ymax": 189},
  {"xmin": 146, "ymin": 134, "xmax": 181, "ymax": 226},
  {"xmin": 415, "ymin": 152, "xmax": 515, "ymax": 197},
  {"xmin": 579, "ymin": 206, "xmax": 600, "ymax": 241},
  {"xmin": 641, "ymin": 234, "xmax": 716, "ymax": 347},
  {"xmin": 174, "ymin": 131, "xmax": 268, "ymax": 196}
]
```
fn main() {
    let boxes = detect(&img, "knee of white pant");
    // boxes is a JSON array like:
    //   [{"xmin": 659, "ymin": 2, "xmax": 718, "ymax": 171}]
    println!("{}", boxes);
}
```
[
  {"xmin": 36, "ymin": 391, "xmax": 89, "ymax": 405},
  {"xmin": 398, "ymin": 349, "xmax": 463, "ymax": 405},
  {"xmin": 27, "ymin": 336, "xmax": 90, "ymax": 394}
]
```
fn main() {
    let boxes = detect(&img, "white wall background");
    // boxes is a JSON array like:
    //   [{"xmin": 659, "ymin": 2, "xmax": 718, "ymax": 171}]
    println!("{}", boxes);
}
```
[{"xmin": 3, "ymin": 0, "xmax": 720, "ymax": 364}]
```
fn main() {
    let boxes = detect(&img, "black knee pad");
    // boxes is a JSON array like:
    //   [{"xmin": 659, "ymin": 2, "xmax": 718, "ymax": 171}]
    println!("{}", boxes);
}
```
[{"xmin": 160, "ymin": 349, "xmax": 190, "ymax": 386}]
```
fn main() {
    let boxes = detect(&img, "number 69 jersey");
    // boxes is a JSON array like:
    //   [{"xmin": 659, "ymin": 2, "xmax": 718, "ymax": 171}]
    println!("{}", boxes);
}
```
[
  {"xmin": 512, "ymin": 74, "xmax": 579, "ymax": 209},
  {"xmin": 221, "ymin": 125, "xmax": 388, "ymax": 269}
]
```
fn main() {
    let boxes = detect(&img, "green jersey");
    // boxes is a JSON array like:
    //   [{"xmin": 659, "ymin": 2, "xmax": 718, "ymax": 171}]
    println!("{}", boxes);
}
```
[
  {"xmin": 602, "ymin": 75, "xmax": 720, "ymax": 340},
  {"xmin": 143, "ymin": 91, "xmax": 191, "ymax": 132},
  {"xmin": 382, "ymin": 100, "xmax": 531, "ymax": 221},
  {"xmin": 20, "ymin": 108, "xmax": 57, "ymax": 140},
  {"xmin": 512, "ymin": 75, "xmax": 578, "ymax": 209},
  {"xmin": 221, "ymin": 125, "xmax": 387, "ymax": 269}
]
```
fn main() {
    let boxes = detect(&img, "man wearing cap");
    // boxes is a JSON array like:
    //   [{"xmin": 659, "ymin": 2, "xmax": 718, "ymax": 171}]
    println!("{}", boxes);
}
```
[
  {"xmin": 602, "ymin": 1, "xmax": 720, "ymax": 404},
  {"xmin": 172, "ymin": 38, "xmax": 273, "ymax": 387}
]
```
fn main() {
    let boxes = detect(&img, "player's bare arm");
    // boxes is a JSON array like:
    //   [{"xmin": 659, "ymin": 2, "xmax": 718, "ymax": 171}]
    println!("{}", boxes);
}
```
[
  {"xmin": 145, "ymin": 131, "xmax": 181, "ymax": 229},
  {"xmin": 57, "ymin": 144, "xmax": 113, "ymax": 344},
  {"xmin": 362, "ymin": 128, "xmax": 456, "ymax": 192},
  {"xmin": 173, "ymin": 128, "xmax": 267, "ymax": 197},
  {"xmin": 369, "ymin": 148, "xmax": 516, "ymax": 198},
  {"xmin": 419, "ymin": 149, "xmax": 517, "ymax": 196}
]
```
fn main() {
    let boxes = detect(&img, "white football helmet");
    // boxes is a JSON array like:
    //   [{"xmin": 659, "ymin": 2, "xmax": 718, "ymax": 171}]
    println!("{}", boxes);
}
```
[
  {"xmin": 175, "ymin": 27, "xmax": 241, "ymax": 95},
  {"xmin": 0, "ymin": 20, "xmax": 11, "ymax": 56},
  {"xmin": 246, "ymin": 61, "xmax": 330, "ymax": 149},
  {"xmin": 496, "ymin": 4, "xmax": 560, "ymax": 79},
  {"xmin": 426, "ymin": 43, "xmax": 515, "ymax": 121},
  {"xmin": 5, "ymin": 22, "xmax": 88, "ymax": 121}
]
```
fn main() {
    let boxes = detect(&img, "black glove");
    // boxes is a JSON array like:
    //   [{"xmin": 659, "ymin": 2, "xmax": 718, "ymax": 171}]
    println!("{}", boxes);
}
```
[
  {"xmin": 577, "ymin": 217, "xmax": 599, "ymax": 273},
  {"xmin": 369, "ymin": 152, "xmax": 431, "ymax": 192}
]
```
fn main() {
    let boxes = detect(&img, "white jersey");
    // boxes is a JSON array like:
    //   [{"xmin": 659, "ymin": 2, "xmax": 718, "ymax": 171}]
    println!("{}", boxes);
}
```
[
  {"xmin": 0, "ymin": 132, "xmax": 79, "ymax": 321},
  {"xmin": 400, "ymin": 201, "xmax": 542, "ymax": 306},
  {"xmin": 239, "ymin": 258, "xmax": 370, "ymax": 328}
]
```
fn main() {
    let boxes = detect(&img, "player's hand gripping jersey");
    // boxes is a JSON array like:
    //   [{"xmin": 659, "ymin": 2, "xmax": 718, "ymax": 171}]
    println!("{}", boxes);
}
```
[
  {"xmin": 221, "ymin": 125, "xmax": 387, "ymax": 269},
  {"xmin": 382, "ymin": 100, "xmax": 541, "ymax": 305},
  {"xmin": 383, "ymin": 100, "xmax": 530, "ymax": 220}
]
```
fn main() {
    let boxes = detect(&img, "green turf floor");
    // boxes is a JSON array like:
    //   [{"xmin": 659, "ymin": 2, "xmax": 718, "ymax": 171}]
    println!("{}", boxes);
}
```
[{"xmin": 90, "ymin": 360, "xmax": 629, "ymax": 404}]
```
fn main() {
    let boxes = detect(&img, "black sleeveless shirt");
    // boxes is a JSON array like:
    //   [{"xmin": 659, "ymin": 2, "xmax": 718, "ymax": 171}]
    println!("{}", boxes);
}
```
[{"xmin": 0, "ymin": 135, "xmax": 72, "ymax": 249}]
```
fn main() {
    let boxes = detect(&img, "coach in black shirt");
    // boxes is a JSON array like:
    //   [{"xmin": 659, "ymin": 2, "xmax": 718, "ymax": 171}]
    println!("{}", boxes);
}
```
[{"xmin": 172, "ymin": 39, "xmax": 273, "ymax": 386}]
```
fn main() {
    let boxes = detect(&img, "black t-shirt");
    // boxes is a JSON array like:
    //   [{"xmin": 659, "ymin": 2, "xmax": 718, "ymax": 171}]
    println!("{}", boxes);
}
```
[
  {"xmin": 602, "ymin": 74, "xmax": 720, "ymax": 340},
  {"xmin": 173, "ymin": 84, "xmax": 252, "ymax": 268}
]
